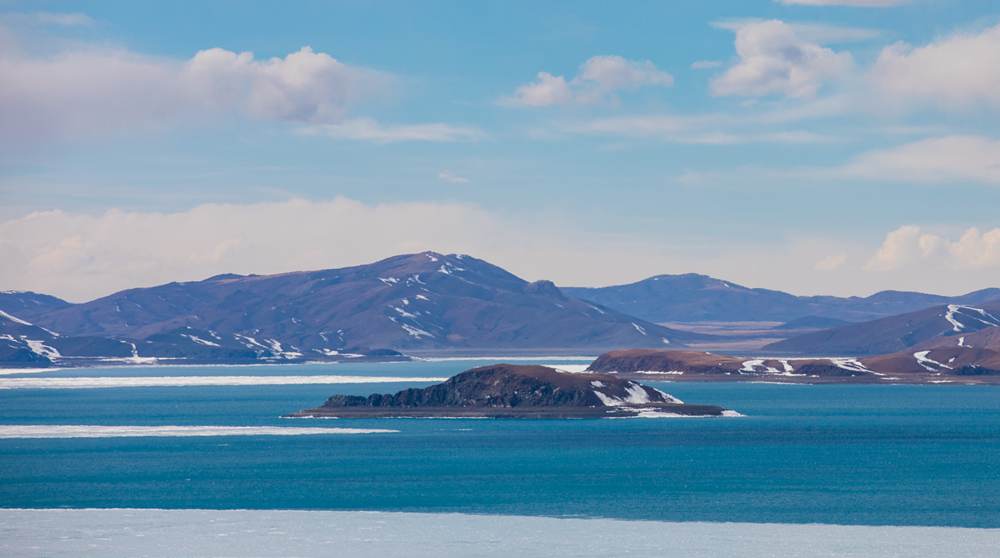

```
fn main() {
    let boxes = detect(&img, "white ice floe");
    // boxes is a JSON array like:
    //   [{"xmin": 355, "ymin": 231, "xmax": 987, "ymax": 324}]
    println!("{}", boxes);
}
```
[
  {"xmin": 661, "ymin": 337, "xmax": 670, "ymax": 345},
  {"xmin": 0, "ymin": 375, "xmax": 447, "ymax": 389},
  {"xmin": 421, "ymin": 356, "xmax": 595, "ymax": 362},
  {"xmin": 913, "ymin": 351, "xmax": 952, "ymax": 372},
  {"xmin": 123, "ymin": 342, "xmax": 158, "ymax": 365},
  {"xmin": 631, "ymin": 323, "xmax": 647, "ymax": 336},
  {"xmin": 415, "ymin": 294, "xmax": 430, "ymax": 301},
  {"xmin": 2, "ymin": 509, "xmax": 998, "ymax": 558},
  {"xmin": 622, "ymin": 408, "xmax": 741, "ymax": 418},
  {"xmin": 0, "ymin": 425, "xmax": 396, "ymax": 439}
]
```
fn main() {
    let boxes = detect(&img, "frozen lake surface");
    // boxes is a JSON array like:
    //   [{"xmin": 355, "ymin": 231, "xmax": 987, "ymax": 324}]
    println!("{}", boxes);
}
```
[{"xmin": 3, "ymin": 509, "xmax": 999, "ymax": 558}]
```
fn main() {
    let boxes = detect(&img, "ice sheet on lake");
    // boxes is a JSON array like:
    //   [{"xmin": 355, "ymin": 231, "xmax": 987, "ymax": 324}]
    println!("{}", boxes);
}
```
[
  {"xmin": 1, "ymin": 509, "xmax": 997, "ymax": 558},
  {"xmin": 0, "ymin": 375, "xmax": 447, "ymax": 389},
  {"xmin": 0, "ymin": 425, "xmax": 396, "ymax": 439}
]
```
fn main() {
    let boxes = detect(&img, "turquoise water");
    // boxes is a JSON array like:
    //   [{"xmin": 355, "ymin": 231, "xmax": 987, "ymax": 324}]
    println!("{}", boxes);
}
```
[{"xmin": 1, "ymin": 361, "xmax": 1000, "ymax": 527}]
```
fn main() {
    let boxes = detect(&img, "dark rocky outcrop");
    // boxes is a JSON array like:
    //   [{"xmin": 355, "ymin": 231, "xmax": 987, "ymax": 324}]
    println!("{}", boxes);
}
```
[{"xmin": 294, "ymin": 364, "xmax": 729, "ymax": 418}]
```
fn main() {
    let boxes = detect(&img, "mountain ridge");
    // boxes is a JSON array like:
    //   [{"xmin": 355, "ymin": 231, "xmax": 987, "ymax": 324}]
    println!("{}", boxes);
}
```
[
  {"xmin": 1, "ymin": 252, "xmax": 703, "ymax": 366},
  {"xmin": 563, "ymin": 275, "xmax": 1000, "ymax": 323}
]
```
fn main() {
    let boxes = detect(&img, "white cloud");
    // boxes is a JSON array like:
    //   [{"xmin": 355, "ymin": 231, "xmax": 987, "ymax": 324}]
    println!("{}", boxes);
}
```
[
  {"xmin": 814, "ymin": 254, "xmax": 847, "ymax": 271},
  {"xmin": 0, "ymin": 40, "xmax": 388, "ymax": 146},
  {"xmin": 691, "ymin": 60, "xmax": 723, "ymax": 70},
  {"xmin": 300, "ymin": 118, "xmax": 483, "ymax": 143},
  {"xmin": 0, "ymin": 199, "xmax": 499, "ymax": 300},
  {"xmin": 775, "ymin": 0, "xmax": 906, "ymax": 6},
  {"xmin": 21, "ymin": 12, "xmax": 95, "ymax": 26},
  {"xmin": 437, "ymin": 170, "xmax": 470, "ymax": 184},
  {"xmin": 183, "ymin": 46, "xmax": 384, "ymax": 123},
  {"xmin": 870, "ymin": 23, "xmax": 1000, "ymax": 111},
  {"xmin": 841, "ymin": 135, "xmax": 1000, "ymax": 185},
  {"xmin": 2, "ymin": 200, "xmax": 998, "ymax": 300},
  {"xmin": 565, "ymin": 114, "xmax": 836, "ymax": 144},
  {"xmin": 506, "ymin": 72, "xmax": 572, "ymax": 107},
  {"xmin": 504, "ymin": 55, "xmax": 673, "ymax": 107},
  {"xmin": 867, "ymin": 226, "xmax": 1000, "ymax": 271},
  {"xmin": 711, "ymin": 19, "xmax": 854, "ymax": 98},
  {"xmin": 0, "ymin": 32, "xmax": 469, "ymax": 147}
]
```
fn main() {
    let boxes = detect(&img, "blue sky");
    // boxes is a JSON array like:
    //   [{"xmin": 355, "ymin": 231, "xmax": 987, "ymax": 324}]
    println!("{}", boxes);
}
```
[{"xmin": 1, "ymin": 0, "xmax": 999, "ymax": 301}]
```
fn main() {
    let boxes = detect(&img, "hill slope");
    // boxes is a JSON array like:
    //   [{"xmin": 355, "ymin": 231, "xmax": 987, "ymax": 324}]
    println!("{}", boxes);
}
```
[
  {"xmin": 28, "ymin": 252, "xmax": 702, "ymax": 355},
  {"xmin": 564, "ymin": 275, "xmax": 1000, "ymax": 323},
  {"xmin": 763, "ymin": 301, "xmax": 1000, "ymax": 355}
]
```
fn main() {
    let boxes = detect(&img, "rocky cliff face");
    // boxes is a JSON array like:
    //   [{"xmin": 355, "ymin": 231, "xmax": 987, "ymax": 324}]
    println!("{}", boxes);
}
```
[{"xmin": 300, "ymin": 364, "xmax": 728, "ymax": 418}]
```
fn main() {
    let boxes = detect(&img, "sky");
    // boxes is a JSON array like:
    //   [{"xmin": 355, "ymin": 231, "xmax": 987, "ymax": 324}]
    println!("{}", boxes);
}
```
[{"xmin": 1, "ymin": 0, "xmax": 999, "ymax": 302}]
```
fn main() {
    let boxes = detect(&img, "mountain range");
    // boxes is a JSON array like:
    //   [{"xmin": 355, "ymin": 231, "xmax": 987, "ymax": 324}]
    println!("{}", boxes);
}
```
[
  {"xmin": 588, "ymin": 323, "xmax": 1000, "ymax": 383},
  {"xmin": 764, "ymin": 300, "xmax": 1000, "ymax": 355},
  {"xmin": 564, "ymin": 275, "xmax": 1000, "ymax": 323},
  {"xmin": 2, "ymin": 251, "xmax": 998, "ymax": 367},
  {"xmin": 0, "ymin": 252, "xmax": 695, "ymax": 367}
]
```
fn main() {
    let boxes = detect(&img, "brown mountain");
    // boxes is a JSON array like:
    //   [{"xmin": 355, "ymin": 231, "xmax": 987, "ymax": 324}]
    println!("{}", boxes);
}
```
[
  {"xmin": 3, "ymin": 252, "xmax": 705, "ymax": 367},
  {"xmin": 763, "ymin": 301, "xmax": 1000, "ymax": 355},
  {"xmin": 587, "ymin": 332, "xmax": 1000, "ymax": 383}
]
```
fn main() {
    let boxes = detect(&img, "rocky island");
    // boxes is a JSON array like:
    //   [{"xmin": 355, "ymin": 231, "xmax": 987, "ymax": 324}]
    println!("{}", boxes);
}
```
[
  {"xmin": 588, "ymin": 333, "xmax": 1000, "ymax": 384},
  {"xmin": 292, "ymin": 364, "xmax": 731, "ymax": 418}
]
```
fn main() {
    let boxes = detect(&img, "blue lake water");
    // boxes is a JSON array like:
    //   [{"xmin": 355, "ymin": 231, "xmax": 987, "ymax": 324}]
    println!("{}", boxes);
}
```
[{"xmin": 2, "ymin": 360, "xmax": 1000, "ymax": 528}]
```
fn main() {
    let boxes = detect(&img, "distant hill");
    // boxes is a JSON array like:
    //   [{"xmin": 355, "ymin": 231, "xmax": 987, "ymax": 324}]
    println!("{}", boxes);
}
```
[
  {"xmin": 763, "ymin": 301, "xmax": 1000, "ymax": 355},
  {"xmin": 774, "ymin": 316, "xmax": 852, "ymax": 330},
  {"xmin": 564, "ymin": 275, "xmax": 1000, "ymax": 323},
  {"xmin": 7, "ymin": 252, "xmax": 702, "ymax": 368},
  {"xmin": 0, "ymin": 291, "xmax": 71, "ymax": 322},
  {"xmin": 588, "ymin": 326, "xmax": 1000, "ymax": 382}
]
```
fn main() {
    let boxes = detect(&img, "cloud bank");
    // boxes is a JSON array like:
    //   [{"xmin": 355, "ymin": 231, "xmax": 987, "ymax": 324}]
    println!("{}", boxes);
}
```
[
  {"xmin": 3, "ymin": 199, "xmax": 999, "ymax": 301},
  {"xmin": 868, "ymin": 226, "xmax": 1000, "ymax": 272},
  {"xmin": 711, "ymin": 19, "xmax": 854, "ymax": 98},
  {"xmin": 505, "ymin": 55, "xmax": 673, "ymax": 107},
  {"xmin": 0, "ymin": 40, "xmax": 388, "ymax": 146}
]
